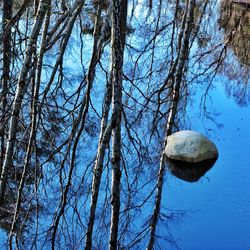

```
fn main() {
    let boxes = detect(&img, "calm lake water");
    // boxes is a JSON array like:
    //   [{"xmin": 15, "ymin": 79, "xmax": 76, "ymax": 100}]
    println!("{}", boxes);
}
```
[
  {"xmin": 0, "ymin": 0, "xmax": 250, "ymax": 249},
  {"xmin": 166, "ymin": 81, "xmax": 250, "ymax": 249},
  {"xmin": 161, "ymin": 1, "xmax": 250, "ymax": 248}
]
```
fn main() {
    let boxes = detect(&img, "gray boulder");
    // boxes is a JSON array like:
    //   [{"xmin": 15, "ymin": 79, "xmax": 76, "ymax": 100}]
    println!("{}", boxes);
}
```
[
  {"xmin": 165, "ymin": 130, "xmax": 218, "ymax": 163},
  {"xmin": 164, "ymin": 130, "xmax": 219, "ymax": 182}
]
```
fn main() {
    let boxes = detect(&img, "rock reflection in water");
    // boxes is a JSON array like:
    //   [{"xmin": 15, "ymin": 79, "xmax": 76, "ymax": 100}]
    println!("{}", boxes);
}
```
[{"xmin": 165, "ymin": 156, "xmax": 218, "ymax": 182}]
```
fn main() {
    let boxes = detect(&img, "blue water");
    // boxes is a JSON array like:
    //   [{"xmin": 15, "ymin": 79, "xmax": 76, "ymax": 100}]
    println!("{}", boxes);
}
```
[
  {"xmin": 1, "ymin": 1, "xmax": 250, "ymax": 249},
  {"xmin": 165, "ymin": 82, "xmax": 250, "ymax": 249}
]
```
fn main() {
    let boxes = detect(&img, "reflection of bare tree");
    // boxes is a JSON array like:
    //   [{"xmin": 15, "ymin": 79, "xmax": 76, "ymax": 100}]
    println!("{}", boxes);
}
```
[
  {"xmin": 2, "ymin": 0, "xmax": 250, "ymax": 249},
  {"xmin": 147, "ymin": 1, "xmax": 196, "ymax": 248},
  {"xmin": 218, "ymin": 1, "xmax": 250, "ymax": 106},
  {"xmin": 219, "ymin": 1, "xmax": 250, "ymax": 66}
]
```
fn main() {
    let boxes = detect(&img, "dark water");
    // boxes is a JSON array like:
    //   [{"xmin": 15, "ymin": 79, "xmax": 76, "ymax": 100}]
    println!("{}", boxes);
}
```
[{"xmin": 0, "ymin": 0, "xmax": 250, "ymax": 249}]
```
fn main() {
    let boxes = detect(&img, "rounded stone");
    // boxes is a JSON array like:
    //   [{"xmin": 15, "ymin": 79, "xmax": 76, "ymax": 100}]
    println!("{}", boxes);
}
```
[{"xmin": 165, "ymin": 130, "xmax": 218, "ymax": 163}]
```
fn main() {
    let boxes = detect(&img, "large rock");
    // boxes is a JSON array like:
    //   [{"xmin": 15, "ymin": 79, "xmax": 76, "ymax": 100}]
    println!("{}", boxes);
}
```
[
  {"xmin": 164, "ymin": 130, "xmax": 218, "ymax": 182},
  {"xmin": 165, "ymin": 130, "xmax": 218, "ymax": 163}
]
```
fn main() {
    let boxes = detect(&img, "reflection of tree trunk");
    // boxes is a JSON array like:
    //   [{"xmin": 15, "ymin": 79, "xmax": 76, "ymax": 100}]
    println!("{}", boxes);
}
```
[
  {"xmin": 48, "ymin": 1, "xmax": 107, "ymax": 248},
  {"xmin": 85, "ymin": 1, "xmax": 128, "ymax": 249},
  {"xmin": 84, "ymin": 4, "xmax": 114, "ymax": 250},
  {"xmin": 50, "ymin": 3, "xmax": 113, "ymax": 244},
  {"xmin": 109, "ymin": 1, "xmax": 127, "ymax": 249},
  {"xmin": 8, "ymin": 5, "xmax": 51, "ymax": 246},
  {"xmin": 147, "ymin": 0, "xmax": 195, "ymax": 249},
  {"xmin": 0, "ymin": 0, "xmax": 51, "ymax": 205},
  {"xmin": 0, "ymin": 0, "xmax": 13, "ymax": 175},
  {"xmin": 85, "ymin": 78, "xmax": 113, "ymax": 250}
]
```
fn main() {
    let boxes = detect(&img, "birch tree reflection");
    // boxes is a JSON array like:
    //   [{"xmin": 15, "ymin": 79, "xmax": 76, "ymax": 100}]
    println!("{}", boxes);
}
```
[{"xmin": 0, "ymin": 0, "xmax": 249, "ymax": 249}]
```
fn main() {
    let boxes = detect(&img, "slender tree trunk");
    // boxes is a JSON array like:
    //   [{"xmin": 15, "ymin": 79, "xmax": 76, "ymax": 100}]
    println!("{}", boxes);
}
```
[
  {"xmin": 109, "ymin": 0, "xmax": 127, "ymax": 249},
  {"xmin": 0, "ymin": 0, "xmax": 13, "ymax": 174},
  {"xmin": 84, "ymin": 3, "xmax": 113, "ymax": 249},
  {"xmin": 84, "ymin": 1, "xmax": 128, "ymax": 249},
  {"xmin": 84, "ymin": 79, "xmax": 113, "ymax": 250},
  {"xmin": 146, "ymin": 0, "xmax": 195, "ymax": 249},
  {"xmin": 48, "ymin": 1, "xmax": 109, "ymax": 248},
  {"xmin": 0, "ymin": 0, "xmax": 50, "ymax": 205},
  {"xmin": 8, "ymin": 5, "xmax": 51, "ymax": 247}
]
